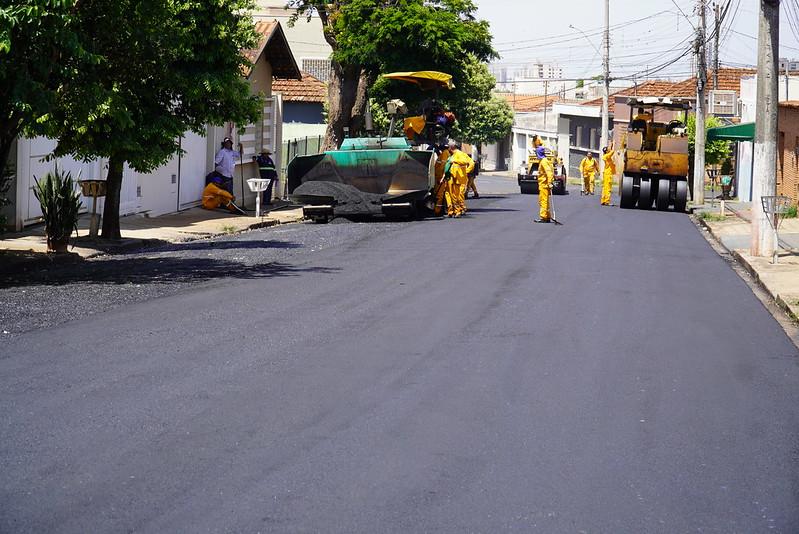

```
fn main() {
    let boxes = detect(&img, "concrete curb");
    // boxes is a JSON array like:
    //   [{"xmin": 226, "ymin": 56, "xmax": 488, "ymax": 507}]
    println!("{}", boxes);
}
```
[{"xmin": 695, "ymin": 215, "xmax": 798, "ymax": 323}]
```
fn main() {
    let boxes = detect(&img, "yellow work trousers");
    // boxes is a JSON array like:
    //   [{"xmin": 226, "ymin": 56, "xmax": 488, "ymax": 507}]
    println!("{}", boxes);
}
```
[
  {"xmin": 583, "ymin": 173, "xmax": 595, "ymax": 194},
  {"xmin": 433, "ymin": 180, "xmax": 448, "ymax": 216},
  {"xmin": 446, "ymin": 180, "xmax": 466, "ymax": 216},
  {"xmin": 539, "ymin": 182, "xmax": 551, "ymax": 220},
  {"xmin": 600, "ymin": 171, "xmax": 613, "ymax": 205}
]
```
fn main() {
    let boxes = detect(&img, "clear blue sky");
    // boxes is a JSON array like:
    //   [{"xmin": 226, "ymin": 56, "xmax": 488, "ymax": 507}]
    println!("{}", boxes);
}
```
[{"xmin": 475, "ymin": 0, "xmax": 799, "ymax": 81}]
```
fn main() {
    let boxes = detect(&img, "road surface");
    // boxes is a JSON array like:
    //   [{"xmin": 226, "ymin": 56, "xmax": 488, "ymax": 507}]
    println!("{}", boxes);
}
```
[{"xmin": 2, "ymin": 179, "xmax": 798, "ymax": 532}]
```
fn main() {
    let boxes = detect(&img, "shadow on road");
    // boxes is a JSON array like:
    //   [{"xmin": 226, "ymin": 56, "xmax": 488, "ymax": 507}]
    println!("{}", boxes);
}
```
[
  {"xmin": 1, "ymin": 256, "xmax": 340, "ymax": 288},
  {"xmin": 466, "ymin": 208, "xmax": 521, "ymax": 213},
  {"xmin": 134, "ymin": 239, "xmax": 304, "ymax": 254}
]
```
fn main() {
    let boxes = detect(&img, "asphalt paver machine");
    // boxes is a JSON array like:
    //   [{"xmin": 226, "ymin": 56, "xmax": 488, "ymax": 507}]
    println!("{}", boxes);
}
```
[
  {"xmin": 287, "ymin": 71, "xmax": 454, "ymax": 222},
  {"xmin": 619, "ymin": 97, "xmax": 691, "ymax": 212}
]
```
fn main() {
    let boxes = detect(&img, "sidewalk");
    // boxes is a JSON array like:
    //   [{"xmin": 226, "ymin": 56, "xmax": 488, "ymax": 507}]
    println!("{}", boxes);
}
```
[
  {"xmin": 1, "ymin": 203, "xmax": 305, "ymax": 259},
  {"xmin": 694, "ymin": 199, "xmax": 799, "ymax": 322}
]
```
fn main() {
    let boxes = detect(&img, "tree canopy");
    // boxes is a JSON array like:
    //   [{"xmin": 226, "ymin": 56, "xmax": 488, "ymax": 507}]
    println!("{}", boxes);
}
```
[
  {"xmin": 686, "ymin": 114, "xmax": 731, "ymax": 166},
  {"xmin": 0, "ymin": 1, "xmax": 86, "ymax": 171},
  {"xmin": 287, "ymin": 0, "xmax": 495, "ymax": 149},
  {"xmin": 35, "ymin": 0, "xmax": 262, "ymax": 238}
]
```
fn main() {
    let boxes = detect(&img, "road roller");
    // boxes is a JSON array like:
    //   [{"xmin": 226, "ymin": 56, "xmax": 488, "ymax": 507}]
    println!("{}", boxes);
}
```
[{"xmin": 618, "ymin": 97, "xmax": 691, "ymax": 212}]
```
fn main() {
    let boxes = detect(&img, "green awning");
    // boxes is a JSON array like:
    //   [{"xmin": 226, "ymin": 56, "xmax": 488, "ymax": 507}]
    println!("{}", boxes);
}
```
[{"xmin": 707, "ymin": 122, "xmax": 755, "ymax": 141}]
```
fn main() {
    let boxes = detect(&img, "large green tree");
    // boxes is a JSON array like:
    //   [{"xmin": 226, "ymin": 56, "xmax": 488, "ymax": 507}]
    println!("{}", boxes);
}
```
[
  {"xmin": 42, "ymin": 0, "xmax": 262, "ymax": 238},
  {"xmin": 452, "ymin": 57, "xmax": 512, "ymax": 155},
  {"xmin": 0, "ymin": 1, "xmax": 86, "ymax": 173},
  {"xmin": 287, "ymin": 0, "xmax": 494, "ymax": 149}
]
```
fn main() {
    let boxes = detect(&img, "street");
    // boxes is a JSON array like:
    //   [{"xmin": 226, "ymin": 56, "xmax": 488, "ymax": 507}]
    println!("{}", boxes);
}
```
[{"xmin": 2, "ymin": 178, "xmax": 798, "ymax": 532}]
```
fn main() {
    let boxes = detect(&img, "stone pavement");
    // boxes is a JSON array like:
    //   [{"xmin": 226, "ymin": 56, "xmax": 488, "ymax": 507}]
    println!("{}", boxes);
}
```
[
  {"xmin": 694, "ymin": 200, "xmax": 799, "ymax": 322},
  {"xmin": 0, "ymin": 203, "xmax": 305, "ymax": 259}
]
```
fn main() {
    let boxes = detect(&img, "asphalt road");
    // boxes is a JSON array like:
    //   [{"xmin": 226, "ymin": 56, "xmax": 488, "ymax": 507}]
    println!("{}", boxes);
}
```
[{"xmin": 2, "ymin": 179, "xmax": 798, "ymax": 533}]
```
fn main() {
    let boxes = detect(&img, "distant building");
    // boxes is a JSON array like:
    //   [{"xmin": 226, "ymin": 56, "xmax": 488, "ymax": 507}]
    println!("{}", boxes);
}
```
[
  {"xmin": 490, "ymin": 61, "xmax": 565, "ymax": 96},
  {"xmin": 779, "ymin": 58, "xmax": 799, "ymax": 72}
]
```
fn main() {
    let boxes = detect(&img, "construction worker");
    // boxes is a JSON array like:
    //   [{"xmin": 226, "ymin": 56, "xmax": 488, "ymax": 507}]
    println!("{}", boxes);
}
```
[
  {"xmin": 579, "ymin": 152, "xmax": 599, "ymax": 195},
  {"xmin": 444, "ymin": 140, "xmax": 474, "ymax": 218},
  {"xmin": 600, "ymin": 140, "xmax": 616, "ymax": 206},
  {"xmin": 432, "ymin": 144, "xmax": 451, "ymax": 216},
  {"xmin": 534, "ymin": 146, "xmax": 554, "ymax": 223},
  {"xmin": 466, "ymin": 155, "xmax": 480, "ymax": 199}
]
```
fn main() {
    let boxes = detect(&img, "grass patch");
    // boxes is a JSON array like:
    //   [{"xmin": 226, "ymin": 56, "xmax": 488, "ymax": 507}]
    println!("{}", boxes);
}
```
[
  {"xmin": 219, "ymin": 224, "xmax": 238, "ymax": 234},
  {"xmin": 698, "ymin": 211, "xmax": 727, "ymax": 222}
]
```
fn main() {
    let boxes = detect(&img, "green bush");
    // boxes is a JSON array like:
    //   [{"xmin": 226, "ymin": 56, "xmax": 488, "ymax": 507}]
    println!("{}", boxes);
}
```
[
  {"xmin": 785, "ymin": 204, "xmax": 797, "ymax": 219},
  {"xmin": 32, "ymin": 165, "xmax": 82, "ymax": 249}
]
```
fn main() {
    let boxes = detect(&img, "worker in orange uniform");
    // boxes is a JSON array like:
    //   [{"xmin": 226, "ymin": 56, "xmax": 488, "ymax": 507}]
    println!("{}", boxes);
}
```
[
  {"xmin": 579, "ymin": 151, "xmax": 599, "ymax": 195},
  {"xmin": 600, "ymin": 140, "xmax": 616, "ymax": 206},
  {"xmin": 444, "ymin": 140, "xmax": 474, "ymax": 218},
  {"xmin": 534, "ymin": 146, "xmax": 554, "ymax": 223},
  {"xmin": 432, "ymin": 143, "xmax": 451, "ymax": 216}
]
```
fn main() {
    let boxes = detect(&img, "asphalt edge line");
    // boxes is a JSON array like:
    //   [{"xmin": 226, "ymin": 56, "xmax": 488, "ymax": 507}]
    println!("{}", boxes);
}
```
[{"xmin": 692, "ymin": 215, "xmax": 799, "ymax": 349}]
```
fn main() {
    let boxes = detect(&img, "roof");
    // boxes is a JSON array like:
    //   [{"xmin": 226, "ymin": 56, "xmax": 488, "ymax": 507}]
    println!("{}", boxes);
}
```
[
  {"xmin": 496, "ymin": 93, "xmax": 560, "ymax": 113},
  {"xmin": 272, "ymin": 72, "xmax": 327, "ymax": 103},
  {"xmin": 582, "ymin": 81, "xmax": 684, "ymax": 113},
  {"xmin": 242, "ymin": 20, "xmax": 301, "ymax": 80},
  {"xmin": 581, "ymin": 68, "xmax": 757, "ymax": 113}
]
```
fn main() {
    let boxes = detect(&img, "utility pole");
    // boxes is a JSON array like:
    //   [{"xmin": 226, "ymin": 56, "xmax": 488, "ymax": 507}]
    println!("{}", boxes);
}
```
[
  {"xmin": 692, "ymin": 0, "xmax": 708, "ymax": 206},
  {"xmin": 600, "ymin": 0, "xmax": 610, "ymax": 172},
  {"xmin": 751, "ymin": 0, "xmax": 780, "ymax": 257},
  {"xmin": 713, "ymin": 2, "xmax": 720, "ymax": 89}
]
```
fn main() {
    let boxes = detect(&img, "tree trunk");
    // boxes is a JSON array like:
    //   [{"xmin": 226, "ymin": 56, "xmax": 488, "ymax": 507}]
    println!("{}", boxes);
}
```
[
  {"xmin": 101, "ymin": 155, "xmax": 124, "ymax": 239},
  {"xmin": 350, "ymin": 70, "xmax": 377, "ymax": 137},
  {"xmin": 323, "ymin": 61, "xmax": 362, "ymax": 150}
]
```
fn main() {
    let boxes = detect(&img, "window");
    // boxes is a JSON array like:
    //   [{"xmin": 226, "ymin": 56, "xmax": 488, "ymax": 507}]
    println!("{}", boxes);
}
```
[{"xmin": 575, "ymin": 126, "xmax": 583, "ymax": 148}]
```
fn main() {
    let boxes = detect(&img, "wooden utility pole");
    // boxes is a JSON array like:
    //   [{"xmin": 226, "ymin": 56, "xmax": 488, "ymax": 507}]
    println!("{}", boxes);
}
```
[
  {"xmin": 600, "ymin": 0, "xmax": 610, "ymax": 167},
  {"xmin": 751, "ymin": 0, "xmax": 780, "ymax": 257},
  {"xmin": 692, "ymin": 0, "xmax": 708, "ymax": 206}
]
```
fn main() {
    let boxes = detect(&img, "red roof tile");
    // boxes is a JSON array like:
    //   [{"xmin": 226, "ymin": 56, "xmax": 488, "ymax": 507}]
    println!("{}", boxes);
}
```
[
  {"xmin": 581, "ymin": 68, "xmax": 756, "ymax": 113},
  {"xmin": 242, "ymin": 20, "xmax": 301, "ymax": 80},
  {"xmin": 273, "ymin": 72, "xmax": 327, "ymax": 103},
  {"xmin": 496, "ymin": 93, "xmax": 560, "ymax": 112}
]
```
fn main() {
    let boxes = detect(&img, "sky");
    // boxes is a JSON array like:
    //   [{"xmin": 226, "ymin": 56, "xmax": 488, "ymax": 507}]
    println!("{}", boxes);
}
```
[{"xmin": 475, "ymin": 0, "xmax": 799, "ymax": 84}]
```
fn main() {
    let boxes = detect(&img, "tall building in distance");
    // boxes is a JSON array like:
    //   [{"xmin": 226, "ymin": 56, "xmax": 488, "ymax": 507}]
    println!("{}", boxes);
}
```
[{"xmin": 489, "ymin": 62, "xmax": 566, "ymax": 97}]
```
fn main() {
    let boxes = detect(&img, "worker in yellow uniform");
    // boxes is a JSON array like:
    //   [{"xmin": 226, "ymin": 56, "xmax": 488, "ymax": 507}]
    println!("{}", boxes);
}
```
[
  {"xmin": 432, "ymin": 144, "xmax": 451, "ymax": 216},
  {"xmin": 444, "ymin": 140, "xmax": 474, "ymax": 218},
  {"xmin": 579, "ymin": 151, "xmax": 599, "ymax": 195},
  {"xmin": 534, "ymin": 146, "xmax": 554, "ymax": 223},
  {"xmin": 600, "ymin": 140, "xmax": 616, "ymax": 206}
]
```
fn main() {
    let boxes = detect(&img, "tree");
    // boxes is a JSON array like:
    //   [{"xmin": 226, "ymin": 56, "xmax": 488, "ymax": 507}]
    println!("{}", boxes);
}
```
[
  {"xmin": 287, "ymin": 0, "xmax": 494, "ymax": 149},
  {"xmin": 0, "ymin": 1, "xmax": 86, "ymax": 174},
  {"xmin": 686, "ymin": 114, "xmax": 730, "ymax": 166},
  {"xmin": 458, "ymin": 95, "xmax": 514, "ymax": 157},
  {"xmin": 41, "ymin": 0, "xmax": 262, "ymax": 238}
]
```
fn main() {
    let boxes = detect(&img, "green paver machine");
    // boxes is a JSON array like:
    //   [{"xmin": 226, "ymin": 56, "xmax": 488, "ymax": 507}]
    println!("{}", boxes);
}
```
[{"xmin": 287, "ymin": 71, "xmax": 454, "ymax": 223}]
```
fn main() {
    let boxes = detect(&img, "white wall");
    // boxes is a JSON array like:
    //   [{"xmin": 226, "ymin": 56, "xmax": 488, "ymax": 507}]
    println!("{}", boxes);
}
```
[{"xmin": 736, "ymin": 75, "xmax": 799, "ymax": 201}]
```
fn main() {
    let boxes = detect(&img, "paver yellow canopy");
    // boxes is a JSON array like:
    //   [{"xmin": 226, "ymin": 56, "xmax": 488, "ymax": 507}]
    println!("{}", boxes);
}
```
[{"xmin": 382, "ymin": 71, "xmax": 454, "ymax": 91}]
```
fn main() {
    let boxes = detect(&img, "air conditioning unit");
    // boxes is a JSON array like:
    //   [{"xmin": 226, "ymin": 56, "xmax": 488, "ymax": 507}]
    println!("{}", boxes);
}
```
[{"xmin": 709, "ymin": 90, "xmax": 736, "ymax": 116}]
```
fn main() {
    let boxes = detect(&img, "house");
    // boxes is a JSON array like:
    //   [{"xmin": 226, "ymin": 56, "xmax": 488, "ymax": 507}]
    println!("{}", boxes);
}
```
[
  {"xmin": 3, "ymin": 20, "xmax": 300, "ymax": 231},
  {"xmin": 778, "ymin": 102, "xmax": 799, "ymax": 205},
  {"xmin": 733, "ymin": 74, "xmax": 799, "ymax": 202},
  {"xmin": 272, "ymin": 72, "xmax": 327, "ymax": 142}
]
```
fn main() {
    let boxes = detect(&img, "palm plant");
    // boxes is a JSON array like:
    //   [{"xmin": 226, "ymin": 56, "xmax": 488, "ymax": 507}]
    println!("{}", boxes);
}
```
[{"xmin": 32, "ymin": 165, "xmax": 82, "ymax": 252}]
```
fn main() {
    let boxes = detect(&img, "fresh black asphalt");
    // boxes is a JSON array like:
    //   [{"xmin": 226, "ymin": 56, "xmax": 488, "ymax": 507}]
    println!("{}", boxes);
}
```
[{"xmin": 2, "ymin": 185, "xmax": 798, "ymax": 532}]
